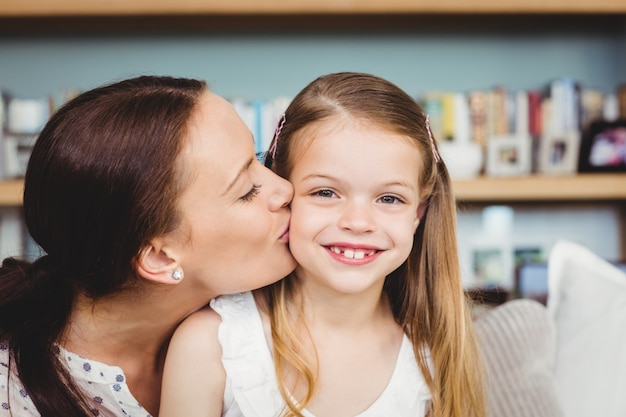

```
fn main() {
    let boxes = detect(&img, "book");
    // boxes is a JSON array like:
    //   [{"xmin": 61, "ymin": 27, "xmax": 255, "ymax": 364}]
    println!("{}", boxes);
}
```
[
  {"xmin": 617, "ymin": 84, "xmax": 626, "ymax": 119},
  {"xmin": 488, "ymin": 86, "xmax": 509, "ymax": 137},
  {"xmin": 420, "ymin": 92, "xmax": 445, "ymax": 142},
  {"xmin": 468, "ymin": 90, "xmax": 489, "ymax": 149},
  {"xmin": 543, "ymin": 77, "xmax": 580, "ymax": 135},
  {"xmin": 527, "ymin": 90, "xmax": 543, "ymax": 137},
  {"xmin": 453, "ymin": 93, "xmax": 472, "ymax": 144},
  {"xmin": 515, "ymin": 90, "xmax": 529, "ymax": 137},
  {"xmin": 441, "ymin": 92, "xmax": 456, "ymax": 142},
  {"xmin": 580, "ymin": 88, "xmax": 605, "ymax": 129}
]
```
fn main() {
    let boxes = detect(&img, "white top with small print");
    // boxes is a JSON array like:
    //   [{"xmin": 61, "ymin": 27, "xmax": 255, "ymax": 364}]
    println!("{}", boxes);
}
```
[{"xmin": 0, "ymin": 343, "xmax": 151, "ymax": 417}]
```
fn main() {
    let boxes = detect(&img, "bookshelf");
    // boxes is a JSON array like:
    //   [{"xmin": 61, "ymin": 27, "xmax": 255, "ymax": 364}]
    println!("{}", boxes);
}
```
[{"xmin": 2, "ymin": 174, "xmax": 624, "ymax": 205}]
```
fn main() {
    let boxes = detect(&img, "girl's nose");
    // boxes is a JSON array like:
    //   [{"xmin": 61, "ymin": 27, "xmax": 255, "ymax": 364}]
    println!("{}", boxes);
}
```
[{"xmin": 337, "ymin": 200, "xmax": 376, "ymax": 233}]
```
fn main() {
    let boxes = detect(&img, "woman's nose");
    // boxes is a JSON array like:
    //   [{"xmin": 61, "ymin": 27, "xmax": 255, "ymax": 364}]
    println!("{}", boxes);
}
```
[{"xmin": 268, "ymin": 173, "xmax": 294, "ymax": 210}]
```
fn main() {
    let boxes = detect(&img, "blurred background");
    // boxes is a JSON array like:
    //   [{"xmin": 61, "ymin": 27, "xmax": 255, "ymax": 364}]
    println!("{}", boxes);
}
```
[{"xmin": 1, "ymin": 1, "xmax": 625, "ymax": 302}]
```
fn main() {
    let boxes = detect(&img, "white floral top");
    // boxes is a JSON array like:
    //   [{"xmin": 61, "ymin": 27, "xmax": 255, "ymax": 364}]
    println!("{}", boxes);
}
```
[
  {"xmin": 0, "ymin": 343, "xmax": 150, "ymax": 416},
  {"xmin": 211, "ymin": 291, "xmax": 432, "ymax": 417}
]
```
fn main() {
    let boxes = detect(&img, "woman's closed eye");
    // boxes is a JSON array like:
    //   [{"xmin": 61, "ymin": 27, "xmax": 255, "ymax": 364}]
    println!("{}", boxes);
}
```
[{"xmin": 240, "ymin": 184, "xmax": 261, "ymax": 202}]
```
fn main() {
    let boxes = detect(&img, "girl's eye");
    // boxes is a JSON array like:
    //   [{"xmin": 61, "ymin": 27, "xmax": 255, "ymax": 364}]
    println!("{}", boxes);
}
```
[
  {"xmin": 240, "ymin": 184, "xmax": 261, "ymax": 202},
  {"xmin": 378, "ymin": 195, "xmax": 402, "ymax": 204},
  {"xmin": 314, "ymin": 189, "xmax": 336, "ymax": 198}
]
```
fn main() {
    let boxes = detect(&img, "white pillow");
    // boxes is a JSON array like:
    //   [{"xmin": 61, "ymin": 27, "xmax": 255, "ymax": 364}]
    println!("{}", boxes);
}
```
[
  {"xmin": 474, "ymin": 299, "xmax": 563, "ymax": 417},
  {"xmin": 547, "ymin": 240, "xmax": 626, "ymax": 417}
]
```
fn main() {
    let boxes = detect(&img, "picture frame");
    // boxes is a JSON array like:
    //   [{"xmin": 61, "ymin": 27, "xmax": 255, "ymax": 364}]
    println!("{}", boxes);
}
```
[
  {"xmin": 515, "ymin": 262, "xmax": 548, "ymax": 305},
  {"xmin": 578, "ymin": 120, "xmax": 626, "ymax": 173},
  {"xmin": 486, "ymin": 134, "xmax": 532, "ymax": 177},
  {"xmin": 513, "ymin": 247, "xmax": 546, "ymax": 303},
  {"xmin": 538, "ymin": 131, "xmax": 581, "ymax": 175},
  {"xmin": 470, "ymin": 242, "xmax": 514, "ymax": 290},
  {"xmin": 3, "ymin": 133, "xmax": 37, "ymax": 178}
]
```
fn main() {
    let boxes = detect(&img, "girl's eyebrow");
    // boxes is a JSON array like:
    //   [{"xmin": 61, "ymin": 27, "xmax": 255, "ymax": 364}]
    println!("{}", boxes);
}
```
[
  {"xmin": 301, "ymin": 174, "xmax": 415, "ymax": 191},
  {"xmin": 300, "ymin": 173, "xmax": 336, "ymax": 182}
]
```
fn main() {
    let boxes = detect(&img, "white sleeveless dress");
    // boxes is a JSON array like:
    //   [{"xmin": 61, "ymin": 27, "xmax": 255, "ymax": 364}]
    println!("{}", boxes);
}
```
[{"xmin": 211, "ymin": 291, "xmax": 431, "ymax": 417}]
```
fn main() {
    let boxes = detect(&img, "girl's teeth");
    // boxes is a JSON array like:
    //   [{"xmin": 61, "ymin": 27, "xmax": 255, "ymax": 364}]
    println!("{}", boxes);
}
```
[{"xmin": 330, "ymin": 246, "xmax": 370, "ymax": 259}]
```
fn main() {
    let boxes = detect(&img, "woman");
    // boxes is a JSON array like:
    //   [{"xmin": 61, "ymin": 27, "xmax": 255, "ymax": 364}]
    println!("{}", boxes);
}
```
[{"xmin": 0, "ymin": 75, "xmax": 295, "ymax": 416}]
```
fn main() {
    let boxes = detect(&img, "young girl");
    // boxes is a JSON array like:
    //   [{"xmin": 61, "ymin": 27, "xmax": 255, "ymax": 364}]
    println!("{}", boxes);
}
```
[{"xmin": 160, "ymin": 72, "xmax": 485, "ymax": 417}]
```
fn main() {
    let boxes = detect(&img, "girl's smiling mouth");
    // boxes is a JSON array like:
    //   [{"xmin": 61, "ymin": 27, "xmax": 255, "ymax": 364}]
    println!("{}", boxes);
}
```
[
  {"xmin": 328, "ymin": 246, "xmax": 378, "ymax": 259},
  {"xmin": 324, "ymin": 244, "xmax": 383, "ymax": 264}
]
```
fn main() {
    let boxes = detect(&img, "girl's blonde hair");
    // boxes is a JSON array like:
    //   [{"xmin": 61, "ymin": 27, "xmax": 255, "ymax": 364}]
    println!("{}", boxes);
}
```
[{"xmin": 258, "ymin": 72, "xmax": 485, "ymax": 417}]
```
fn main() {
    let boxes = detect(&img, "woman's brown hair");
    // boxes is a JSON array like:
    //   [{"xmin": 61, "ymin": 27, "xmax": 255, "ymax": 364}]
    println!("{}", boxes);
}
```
[{"xmin": 0, "ymin": 75, "xmax": 206, "ymax": 416}]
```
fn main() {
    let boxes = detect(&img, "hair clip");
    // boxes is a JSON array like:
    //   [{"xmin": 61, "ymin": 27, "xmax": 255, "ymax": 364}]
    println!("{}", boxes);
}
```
[
  {"xmin": 269, "ymin": 113, "xmax": 286, "ymax": 159},
  {"xmin": 424, "ymin": 114, "xmax": 441, "ymax": 163}
]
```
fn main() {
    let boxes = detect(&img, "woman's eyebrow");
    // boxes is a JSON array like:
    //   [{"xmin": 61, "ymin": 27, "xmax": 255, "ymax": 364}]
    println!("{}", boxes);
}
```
[{"xmin": 221, "ymin": 157, "xmax": 254, "ymax": 197}]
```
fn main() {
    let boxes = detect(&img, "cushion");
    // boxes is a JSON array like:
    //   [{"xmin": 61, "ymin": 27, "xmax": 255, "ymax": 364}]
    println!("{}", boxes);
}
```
[
  {"xmin": 547, "ymin": 240, "xmax": 626, "ymax": 417},
  {"xmin": 474, "ymin": 299, "xmax": 563, "ymax": 417}
]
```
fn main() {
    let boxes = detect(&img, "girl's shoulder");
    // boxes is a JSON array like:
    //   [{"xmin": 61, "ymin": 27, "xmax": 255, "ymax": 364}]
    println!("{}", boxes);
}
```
[
  {"xmin": 209, "ymin": 291, "xmax": 270, "ymax": 355},
  {"xmin": 209, "ymin": 292, "xmax": 283, "ymax": 415},
  {"xmin": 169, "ymin": 305, "xmax": 223, "ymax": 358},
  {"xmin": 178, "ymin": 305, "xmax": 222, "ymax": 332},
  {"xmin": 160, "ymin": 305, "xmax": 226, "ymax": 417},
  {"xmin": 210, "ymin": 291, "xmax": 258, "ymax": 318}
]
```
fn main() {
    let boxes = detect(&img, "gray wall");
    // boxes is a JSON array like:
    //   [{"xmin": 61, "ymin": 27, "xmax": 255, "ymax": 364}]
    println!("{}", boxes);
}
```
[{"xmin": 1, "ymin": 28, "xmax": 625, "ymax": 100}]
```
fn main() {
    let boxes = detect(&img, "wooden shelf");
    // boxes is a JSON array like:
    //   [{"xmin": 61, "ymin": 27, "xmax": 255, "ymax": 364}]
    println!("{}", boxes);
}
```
[
  {"xmin": 0, "ymin": 174, "xmax": 623, "ymax": 207},
  {"xmin": 2, "ymin": 0, "xmax": 624, "ymax": 34},
  {"xmin": 2, "ymin": 0, "xmax": 625, "ymax": 16},
  {"xmin": 453, "ymin": 173, "xmax": 626, "ymax": 202},
  {"xmin": 0, "ymin": 180, "xmax": 23, "ymax": 206}
]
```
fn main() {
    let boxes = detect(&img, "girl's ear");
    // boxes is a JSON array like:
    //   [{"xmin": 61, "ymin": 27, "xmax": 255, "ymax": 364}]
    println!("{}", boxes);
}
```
[
  {"xmin": 414, "ymin": 202, "xmax": 428, "ymax": 233},
  {"xmin": 136, "ymin": 239, "xmax": 183, "ymax": 285}
]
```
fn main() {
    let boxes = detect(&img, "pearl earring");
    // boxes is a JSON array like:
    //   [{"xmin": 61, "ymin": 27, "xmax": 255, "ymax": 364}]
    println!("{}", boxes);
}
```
[{"xmin": 171, "ymin": 269, "xmax": 183, "ymax": 281}]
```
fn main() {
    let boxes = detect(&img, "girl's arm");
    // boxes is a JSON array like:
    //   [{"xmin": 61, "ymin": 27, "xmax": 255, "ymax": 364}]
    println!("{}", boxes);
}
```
[{"xmin": 160, "ymin": 306, "xmax": 225, "ymax": 417}]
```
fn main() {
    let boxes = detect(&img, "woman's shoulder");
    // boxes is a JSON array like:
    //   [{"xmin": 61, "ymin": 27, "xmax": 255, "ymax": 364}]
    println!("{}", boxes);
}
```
[
  {"xmin": 0, "ymin": 343, "xmax": 12, "ymax": 406},
  {"xmin": 0, "ymin": 343, "xmax": 41, "ymax": 416}
]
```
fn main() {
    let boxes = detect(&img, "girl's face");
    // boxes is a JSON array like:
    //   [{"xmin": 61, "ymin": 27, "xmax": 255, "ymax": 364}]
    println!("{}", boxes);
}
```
[
  {"xmin": 288, "ymin": 118, "xmax": 423, "ymax": 296},
  {"xmin": 173, "ymin": 92, "xmax": 296, "ymax": 295}
]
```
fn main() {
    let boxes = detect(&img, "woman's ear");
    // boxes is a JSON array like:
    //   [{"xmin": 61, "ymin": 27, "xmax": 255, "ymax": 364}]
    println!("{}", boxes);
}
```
[{"xmin": 136, "ymin": 239, "xmax": 183, "ymax": 284}]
